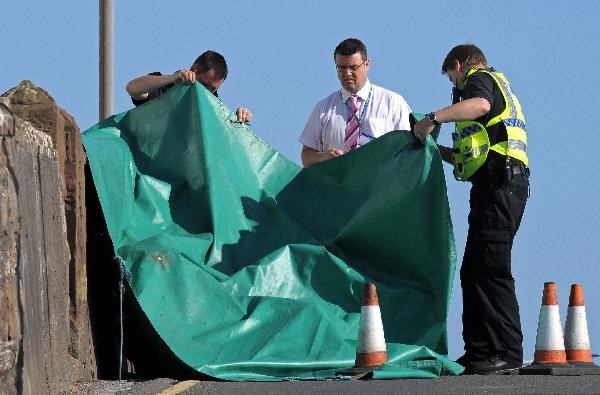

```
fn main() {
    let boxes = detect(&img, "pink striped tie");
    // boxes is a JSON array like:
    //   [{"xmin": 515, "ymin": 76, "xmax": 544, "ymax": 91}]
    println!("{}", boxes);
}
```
[{"xmin": 344, "ymin": 95, "xmax": 360, "ymax": 152}]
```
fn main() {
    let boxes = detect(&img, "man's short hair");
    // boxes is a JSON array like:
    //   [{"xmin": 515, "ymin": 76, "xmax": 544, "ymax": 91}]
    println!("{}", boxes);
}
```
[
  {"xmin": 442, "ymin": 44, "xmax": 488, "ymax": 73},
  {"xmin": 192, "ymin": 50, "xmax": 228, "ymax": 80},
  {"xmin": 334, "ymin": 38, "xmax": 368, "ymax": 60}
]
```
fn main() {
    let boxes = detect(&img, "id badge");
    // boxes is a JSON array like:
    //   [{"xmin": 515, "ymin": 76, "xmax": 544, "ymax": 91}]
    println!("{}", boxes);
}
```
[{"xmin": 357, "ymin": 132, "xmax": 374, "ymax": 147}]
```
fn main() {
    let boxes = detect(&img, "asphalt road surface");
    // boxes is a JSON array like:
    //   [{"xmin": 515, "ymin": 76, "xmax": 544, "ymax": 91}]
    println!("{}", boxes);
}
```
[{"xmin": 75, "ymin": 374, "xmax": 600, "ymax": 394}]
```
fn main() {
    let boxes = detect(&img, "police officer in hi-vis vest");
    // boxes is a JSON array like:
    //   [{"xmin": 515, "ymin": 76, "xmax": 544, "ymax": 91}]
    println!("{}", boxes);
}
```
[{"xmin": 414, "ymin": 44, "xmax": 530, "ymax": 375}]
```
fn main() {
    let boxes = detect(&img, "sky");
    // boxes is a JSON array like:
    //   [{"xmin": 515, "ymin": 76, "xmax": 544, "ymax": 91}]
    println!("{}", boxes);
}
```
[{"xmin": 2, "ymin": 1, "xmax": 600, "ymax": 363}]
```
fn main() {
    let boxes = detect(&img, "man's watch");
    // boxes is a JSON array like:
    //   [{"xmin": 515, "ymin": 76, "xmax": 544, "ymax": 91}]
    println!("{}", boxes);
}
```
[{"xmin": 427, "ymin": 112, "xmax": 440, "ymax": 126}]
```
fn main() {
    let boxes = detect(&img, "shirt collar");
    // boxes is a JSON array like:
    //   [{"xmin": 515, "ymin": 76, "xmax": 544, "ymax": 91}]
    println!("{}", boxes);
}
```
[{"xmin": 341, "ymin": 80, "xmax": 372, "ymax": 102}]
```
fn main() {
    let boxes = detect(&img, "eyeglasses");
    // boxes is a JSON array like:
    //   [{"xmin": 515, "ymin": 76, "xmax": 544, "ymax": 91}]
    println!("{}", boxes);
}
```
[{"xmin": 336, "ymin": 60, "xmax": 366, "ymax": 73}]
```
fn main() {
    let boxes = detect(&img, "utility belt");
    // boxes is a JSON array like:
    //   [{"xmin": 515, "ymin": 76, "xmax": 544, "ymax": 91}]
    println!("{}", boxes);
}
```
[
  {"xmin": 505, "ymin": 162, "xmax": 530, "ymax": 176},
  {"xmin": 470, "ymin": 155, "xmax": 530, "ymax": 187}
]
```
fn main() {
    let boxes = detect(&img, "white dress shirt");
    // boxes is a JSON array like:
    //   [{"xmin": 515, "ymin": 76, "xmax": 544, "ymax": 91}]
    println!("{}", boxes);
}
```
[{"xmin": 299, "ymin": 80, "xmax": 412, "ymax": 152}]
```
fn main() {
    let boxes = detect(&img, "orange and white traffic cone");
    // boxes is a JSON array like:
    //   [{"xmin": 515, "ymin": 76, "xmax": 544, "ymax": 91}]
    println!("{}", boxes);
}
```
[
  {"xmin": 564, "ymin": 284, "xmax": 600, "ymax": 375},
  {"xmin": 354, "ymin": 283, "xmax": 388, "ymax": 369},
  {"xmin": 520, "ymin": 282, "xmax": 578, "ymax": 375},
  {"xmin": 337, "ymin": 283, "xmax": 387, "ymax": 377}
]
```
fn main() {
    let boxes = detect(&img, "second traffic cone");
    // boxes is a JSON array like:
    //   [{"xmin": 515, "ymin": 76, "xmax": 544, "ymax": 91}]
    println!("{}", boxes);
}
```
[
  {"xmin": 354, "ymin": 283, "xmax": 388, "ymax": 369},
  {"xmin": 337, "ymin": 283, "xmax": 387, "ymax": 377},
  {"xmin": 564, "ymin": 284, "xmax": 600, "ymax": 375},
  {"xmin": 520, "ymin": 282, "xmax": 578, "ymax": 375}
]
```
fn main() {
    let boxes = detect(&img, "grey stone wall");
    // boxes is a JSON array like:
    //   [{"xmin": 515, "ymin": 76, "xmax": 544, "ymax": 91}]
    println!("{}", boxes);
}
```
[
  {"xmin": 0, "ymin": 81, "xmax": 97, "ymax": 394},
  {"xmin": 0, "ymin": 101, "xmax": 22, "ymax": 395}
]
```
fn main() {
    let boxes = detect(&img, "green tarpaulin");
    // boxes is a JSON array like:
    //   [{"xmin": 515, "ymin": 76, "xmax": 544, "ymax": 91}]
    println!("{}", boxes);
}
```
[{"xmin": 82, "ymin": 83, "xmax": 463, "ymax": 380}]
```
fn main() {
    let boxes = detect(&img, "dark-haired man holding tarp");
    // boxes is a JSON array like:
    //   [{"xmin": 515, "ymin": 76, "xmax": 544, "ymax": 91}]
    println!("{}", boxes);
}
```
[{"xmin": 126, "ymin": 50, "xmax": 253, "ymax": 123}]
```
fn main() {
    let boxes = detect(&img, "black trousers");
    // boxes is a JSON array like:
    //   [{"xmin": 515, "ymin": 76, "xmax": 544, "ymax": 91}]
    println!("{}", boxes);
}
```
[{"xmin": 460, "ymin": 160, "xmax": 529, "ymax": 363}]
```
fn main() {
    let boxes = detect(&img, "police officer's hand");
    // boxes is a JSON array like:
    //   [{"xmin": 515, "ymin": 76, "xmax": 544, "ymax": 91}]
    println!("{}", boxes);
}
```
[{"xmin": 413, "ymin": 119, "xmax": 435, "ymax": 142}]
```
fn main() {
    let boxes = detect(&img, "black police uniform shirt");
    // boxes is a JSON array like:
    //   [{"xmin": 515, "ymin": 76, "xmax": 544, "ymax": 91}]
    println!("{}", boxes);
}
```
[{"xmin": 457, "ymin": 68, "xmax": 513, "ymax": 164}]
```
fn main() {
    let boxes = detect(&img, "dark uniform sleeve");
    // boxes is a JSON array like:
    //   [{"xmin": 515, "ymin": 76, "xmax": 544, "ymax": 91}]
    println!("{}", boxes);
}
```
[
  {"xmin": 463, "ymin": 72, "xmax": 495, "ymax": 105},
  {"xmin": 131, "ymin": 71, "xmax": 174, "ymax": 107}
]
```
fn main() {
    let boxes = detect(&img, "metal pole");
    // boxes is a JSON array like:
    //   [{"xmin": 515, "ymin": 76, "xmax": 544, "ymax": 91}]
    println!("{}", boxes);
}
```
[{"xmin": 99, "ymin": 0, "xmax": 114, "ymax": 120}]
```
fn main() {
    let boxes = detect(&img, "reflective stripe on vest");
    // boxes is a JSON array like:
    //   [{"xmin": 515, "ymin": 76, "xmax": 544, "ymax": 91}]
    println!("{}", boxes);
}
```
[{"xmin": 452, "ymin": 68, "xmax": 528, "ymax": 181}]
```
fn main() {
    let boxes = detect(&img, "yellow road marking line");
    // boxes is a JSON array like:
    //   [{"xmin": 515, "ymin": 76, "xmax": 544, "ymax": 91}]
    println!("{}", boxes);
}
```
[{"xmin": 157, "ymin": 380, "xmax": 201, "ymax": 394}]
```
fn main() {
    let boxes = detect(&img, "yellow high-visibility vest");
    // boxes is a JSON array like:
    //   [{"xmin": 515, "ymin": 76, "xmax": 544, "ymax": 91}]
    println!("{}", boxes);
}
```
[{"xmin": 452, "ymin": 68, "xmax": 528, "ymax": 181}]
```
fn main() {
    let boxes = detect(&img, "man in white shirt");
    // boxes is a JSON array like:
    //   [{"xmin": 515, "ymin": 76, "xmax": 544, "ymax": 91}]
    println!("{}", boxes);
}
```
[{"xmin": 299, "ymin": 38, "xmax": 412, "ymax": 167}]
